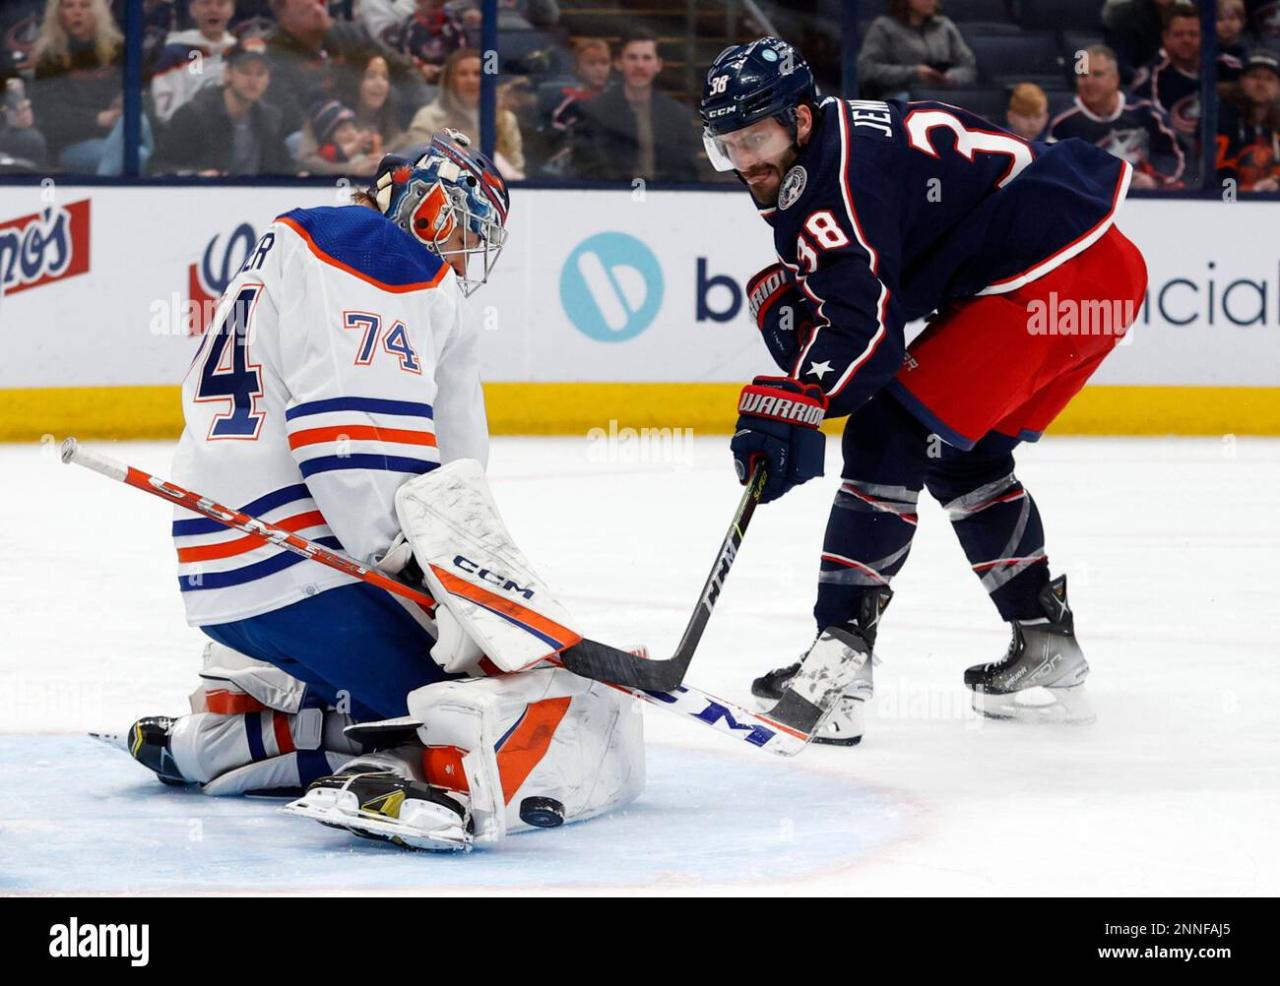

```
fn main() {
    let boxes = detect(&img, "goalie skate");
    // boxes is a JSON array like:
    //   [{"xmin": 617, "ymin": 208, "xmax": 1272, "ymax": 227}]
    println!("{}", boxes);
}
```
[
  {"xmin": 964, "ymin": 576, "xmax": 1095, "ymax": 724},
  {"xmin": 91, "ymin": 717, "xmax": 188, "ymax": 785},
  {"xmin": 283, "ymin": 760, "xmax": 472, "ymax": 852}
]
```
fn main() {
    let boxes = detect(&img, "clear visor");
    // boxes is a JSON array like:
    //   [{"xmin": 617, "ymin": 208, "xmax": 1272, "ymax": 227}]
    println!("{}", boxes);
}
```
[{"xmin": 703, "ymin": 117, "xmax": 796, "ymax": 172}]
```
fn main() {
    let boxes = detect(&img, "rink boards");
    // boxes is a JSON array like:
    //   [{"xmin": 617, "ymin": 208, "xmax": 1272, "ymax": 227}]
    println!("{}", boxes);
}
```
[{"xmin": 0, "ymin": 185, "xmax": 1276, "ymax": 440}]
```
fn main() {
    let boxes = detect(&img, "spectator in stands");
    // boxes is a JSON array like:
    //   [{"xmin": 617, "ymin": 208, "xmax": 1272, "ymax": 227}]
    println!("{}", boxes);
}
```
[
  {"xmin": 342, "ymin": 51, "xmax": 406, "ymax": 148},
  {"xmin": 1050, "ymin": 44, "xmax": 1184, "ymax": 188},
  {"xmin": 451, "ymin": 0, "xmax": 560, "ymax": 37},
  {"xmin": 356, "ymin": 0, "xmax": 414, "ymax": 53},
  {"xmin": 1, "ymin": 75, "xmax": 48, "ymax": 170},
  {"xmin": 1219, "ymin": 0, "xmax": 1249, "ymax": 82},
  {"xmin": 306, "ymin": 98, "xmax": 367, "ymax": 165},
  {"xmin": 110, "ymin": 0, "xmax": 178, "ymax": 74},
  {"xmin": 857, "ymin": 0, "xmax": 976, "ymax": 101},
  {"xmin": 550, "ymin": 37, "xmax": 611, "ymax": 133},
  {"xmin": 529, "ymin": 37, "xmax": 611, "ymax": 176},
  {"xmin": 1005, "ymin": 82, "xmax": 1049, "ymax": 142},
  {"xmin": 1216, "ymin": 49, "xmax": 1280, "ymax": 191},
  {"xmin": 1248, "ymin": 0, "xmax": 1280, "ymax": 52},
  {"xmin": 151, "ymin": 37, "xmax": 293, "ymax": 174},
  {"xmin": 263, "ymin": 0, "xmax": 422, "ymax": 137},
  {"xmin": 405, "ymin": 47, "xmax": 526, "ymax": 178},
  {"xmin": 1132, "ymin": 3, "xmax": 1202, "ymax": 141},
  {"xmin": 30, "ymin": 0, "xmax": 146, "ymax": 173},
  {"xmin": 297, "ymin": 54, "xmax": 409, "ymax": 173},
  {"xmin": 570, "ymin": 27, "xmax": 699, "ymax": 183},
  {"xmin": 229, "ymin": 0, "xmax": 276, "ymax": 39},
  {"xmin": 150, "ymin": 0, "xmax": 237, "ymax": 125},
  {"xmin": 394, "ymin": 0, "xmax": 466, "ymax": 85},
  {"xmin": 1104, "ymin": 0, "xmax": 1176, "ymax": 81},
  {"xmin": 0, "ymin": 2, "xmax": 44, "ymax": 77}
]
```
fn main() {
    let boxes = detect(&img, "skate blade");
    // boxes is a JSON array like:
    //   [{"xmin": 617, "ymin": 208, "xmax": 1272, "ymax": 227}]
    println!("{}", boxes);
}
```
[
  {"xmin": 970, "ymin": 684, "xmax": 1096, "ymax": 724},
  {"xmin": 282, "ymin": 791, "xmax": 472, "ymax": 852},
  {"xmin": 88, "ymin": 730, "xmax": 129, "ymax": 753}
]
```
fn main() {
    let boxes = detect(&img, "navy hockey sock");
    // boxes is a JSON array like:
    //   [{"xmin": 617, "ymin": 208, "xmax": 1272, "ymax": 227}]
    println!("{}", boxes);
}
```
[
  {"xmin": 814, "ymin": 393, "xmax": 930, "ymax": 630},
  {"xmin": 925, "ymin": 437, "xmax": 1049, "ymax": 622}
]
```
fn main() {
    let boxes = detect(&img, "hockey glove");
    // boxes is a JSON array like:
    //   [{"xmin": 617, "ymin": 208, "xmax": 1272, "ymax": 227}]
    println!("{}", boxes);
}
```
[
  {"xmin": 746, "ymin": 262, "xmax": 816, "ymax": 372},
  {"xmin": 731, "ymin": 375, "xmax": 827, "ymax": 504}
]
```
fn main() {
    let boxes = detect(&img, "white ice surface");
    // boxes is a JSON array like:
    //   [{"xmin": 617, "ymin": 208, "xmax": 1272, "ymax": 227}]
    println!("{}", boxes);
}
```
[{"xmin": 1, "ymin": 436, "xmax": 1278, "ymax": 895}]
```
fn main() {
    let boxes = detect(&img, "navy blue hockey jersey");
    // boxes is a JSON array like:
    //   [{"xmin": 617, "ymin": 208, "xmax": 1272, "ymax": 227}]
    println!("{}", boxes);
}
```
[{"xmin": 757, "ymin": 97, "xmax": 1131, "ymax": 416}]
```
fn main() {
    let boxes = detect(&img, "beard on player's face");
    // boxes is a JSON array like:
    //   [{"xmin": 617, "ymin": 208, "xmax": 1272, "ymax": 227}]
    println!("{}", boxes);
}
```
[{"xmin": 740, "ymin": 145, "xmax": 798, "ymax": 205}]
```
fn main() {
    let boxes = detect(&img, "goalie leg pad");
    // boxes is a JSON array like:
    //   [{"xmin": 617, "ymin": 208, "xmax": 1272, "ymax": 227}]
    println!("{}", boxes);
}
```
[
  {"xmin": 191, "ymin": 641, "xmax": 310, "ymax": 715},
  {"xmin": 395, "ymin": 459, "xmax": 582, "ymax": 674},
  {"xmin": 167, "ymin": 707, "xmax": 364, "ymax": 795},
  {"xmin": 406, "ymin": 668, "xmax": 644, "ymax": 844}
]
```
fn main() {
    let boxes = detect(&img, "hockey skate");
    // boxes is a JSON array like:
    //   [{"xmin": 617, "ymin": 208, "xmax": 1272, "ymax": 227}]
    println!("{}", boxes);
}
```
[
  {"xmin": 964, "ymin": 575, "xmax": 1095, "ymax": 724},
  {"xmin": 283, "ymin": 753, "xmax": 473, "ymax": 852},
  {"xmin": 752, "ymin": 654, "xmax": 873, "ymax": 745},
  {"xmin": 752, "ymin": 588, "xmax": 890, "ymax": 745},
  {"xmin": 91, "ymin": 716, "xmax": 189, "ymax": 786}
]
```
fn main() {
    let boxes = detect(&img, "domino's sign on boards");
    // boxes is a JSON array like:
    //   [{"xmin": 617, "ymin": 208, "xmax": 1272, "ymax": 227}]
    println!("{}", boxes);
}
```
[{"xmin": 0, "ymin": 198, "xmax": 90, "ymax": 299}]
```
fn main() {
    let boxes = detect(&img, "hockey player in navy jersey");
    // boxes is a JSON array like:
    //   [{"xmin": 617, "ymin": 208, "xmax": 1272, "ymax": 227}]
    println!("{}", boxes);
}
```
[
  {"xmin": 116, "ymin": 130, "xmax": 643, "ymax": 851},
  {"xmin": 699, "ymin": 38, "xmax": 1148, "ymax": 738}
]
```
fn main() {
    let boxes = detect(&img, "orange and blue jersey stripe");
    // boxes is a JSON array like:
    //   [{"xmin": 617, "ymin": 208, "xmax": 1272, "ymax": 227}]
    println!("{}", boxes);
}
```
[
  {"xmin": 284, "ymin": 396, "xmax": 440, "ymax": 478},
  {"xmin": 173, "ymin": 483, "xmax": 340, "ymax": 592}
]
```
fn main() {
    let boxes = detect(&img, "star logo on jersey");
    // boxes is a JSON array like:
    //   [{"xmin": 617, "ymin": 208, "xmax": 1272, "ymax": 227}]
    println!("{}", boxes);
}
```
[
  {"xmin": 807, "ymin": 359, "xmax": 833, "ymax": 380},
  {"xmin": 778, "ymin": 165, "xmax": 807, "ymax": 210}
]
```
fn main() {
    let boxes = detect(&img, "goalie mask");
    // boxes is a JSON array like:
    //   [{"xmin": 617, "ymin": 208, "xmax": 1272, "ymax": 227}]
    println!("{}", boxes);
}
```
[{"xmin": 369, "ymin": 130, "xmax": 510, "ymax": 296}]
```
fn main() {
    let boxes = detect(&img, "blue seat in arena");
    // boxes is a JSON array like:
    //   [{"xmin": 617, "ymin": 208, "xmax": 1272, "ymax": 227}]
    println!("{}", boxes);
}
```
[
  {"xmin": 499, "ymin": 29, "xmax": 570, "ymax": 75},
  {"xmin": 910, "ymin": 86, "xmax": 1012, "ymax": 124},
  {"xmin": 945, "ymin": 0, "xmax": 1013, "ymax": 23},
  {"xmin": 1015, "ymin": 0, "xmax": 1105, "ymax": 31},
  {"xmin": 1061, "ymin": 31, "xmax": 1106, "ymax": 64},
  {"xmin": 964, "ymin": 30, "xmax": 1062, "ymax": 83}
]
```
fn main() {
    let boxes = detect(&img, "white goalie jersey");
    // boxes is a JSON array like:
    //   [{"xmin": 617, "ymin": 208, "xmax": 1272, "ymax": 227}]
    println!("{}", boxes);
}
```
[{"xmin": 172, "ymin": 204, "xmax": 488, "ymax": 628}]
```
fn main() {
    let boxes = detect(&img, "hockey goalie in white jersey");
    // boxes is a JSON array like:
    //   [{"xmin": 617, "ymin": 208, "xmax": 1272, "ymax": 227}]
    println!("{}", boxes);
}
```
[{"xmin": 120, "ymin": 131, "xmax": 643, "ymax": 851}]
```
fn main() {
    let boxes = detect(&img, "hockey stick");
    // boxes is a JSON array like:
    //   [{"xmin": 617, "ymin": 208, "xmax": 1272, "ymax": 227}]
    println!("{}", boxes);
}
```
[
  {"xmin": 61, "ymin": 440, "xmax": 811, "ymax": 756},
  {"xmin": 558, "ymin": 461, "xmax": 767, "ymax": 691}
]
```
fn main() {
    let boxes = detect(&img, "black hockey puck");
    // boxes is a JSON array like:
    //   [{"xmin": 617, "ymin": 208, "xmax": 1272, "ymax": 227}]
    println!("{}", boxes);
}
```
[{"xmin": 519, "ymin": 796, "xmax": 565, "ymax": 828}]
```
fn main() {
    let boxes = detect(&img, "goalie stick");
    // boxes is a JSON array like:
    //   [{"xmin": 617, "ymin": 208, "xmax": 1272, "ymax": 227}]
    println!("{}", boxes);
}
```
[
  {"xmin": 61, "ymin": 439, "xmax": 812, "ymax": 756},
  {"xmin": 559, "ymin": 462, "xmax": 767, "ymax": 691}
]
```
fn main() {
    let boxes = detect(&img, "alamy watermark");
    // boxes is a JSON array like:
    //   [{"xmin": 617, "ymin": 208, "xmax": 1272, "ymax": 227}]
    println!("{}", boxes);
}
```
[
  {"xmin": 1026, "ymin": 292, "xmax": 1138, "ymax": 338},
  {"xmin": 586, "ymin": 419, "xmax": 696, "ymax": 469}
]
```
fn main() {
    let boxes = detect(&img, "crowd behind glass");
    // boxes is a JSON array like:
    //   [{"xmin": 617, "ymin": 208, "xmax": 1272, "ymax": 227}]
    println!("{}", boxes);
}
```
[{"xmin": 0, "ymin": 0, "xmax": 1276, "ymax": 193}]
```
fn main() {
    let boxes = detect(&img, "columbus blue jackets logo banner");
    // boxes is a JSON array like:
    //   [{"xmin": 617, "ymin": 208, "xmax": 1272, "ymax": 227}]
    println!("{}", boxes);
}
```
[{"xmin": 0, "ymin": 199, "xmax": 90, "ymax": 297}]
